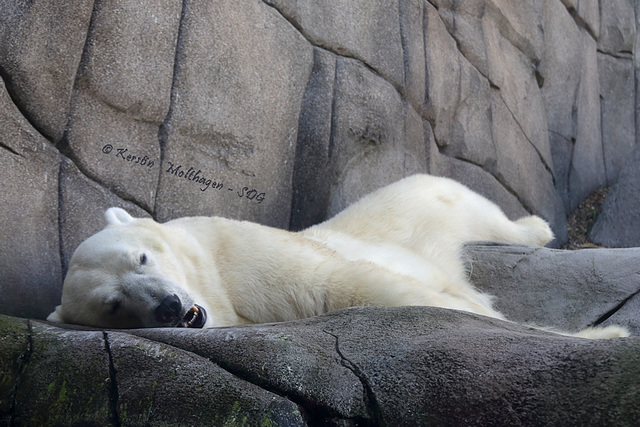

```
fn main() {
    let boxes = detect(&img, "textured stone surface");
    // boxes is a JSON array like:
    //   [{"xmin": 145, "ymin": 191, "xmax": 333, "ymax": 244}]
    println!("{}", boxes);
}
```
[
  {"xmin": 1, "ymin": 316, "xmax": 303, "ymax": 426},
  {"xmin": 465, "ymin": 243, "xmax": 640, "ymax": 334},
  {"xmin": 2, "ymin": 306, "xmax": 640, "ymax": 426},
  {"xmin": 0, "ymin": 0, "xmax": 93, "ymax": 142},
  {"xmin": 599, "ymin": 52, "xmax": 636, "ymax": 184},
  {"xmin": 61, "ymin": 0, "xmax": 181, "ymax": 212},
  {"xmin": 540, "ymin": 0, "xmax": 606, "ymax": 212},
  {"xmin": 264, "ymin": 0, "xmax": 405, "ymax": 89},
  {"xmin": 156, "ymin": 0, "xmax": 313, "ymax": 228},
  {"xmin": 589, "ymin": 146, "xmax": 640, "ymax": 248},
  {"xmin": 0, "ymin": 78, "xmax": 62, "ymax": 321}
]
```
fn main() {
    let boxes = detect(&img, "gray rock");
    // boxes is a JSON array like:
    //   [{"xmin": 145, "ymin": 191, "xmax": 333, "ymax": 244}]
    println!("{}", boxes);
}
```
[
  {"xmin": 598, "ymin": 53, "xmax": 636, "ymax": 184},
  {"xmin": 424, "ymin": 2, "xmax": 495, "ymax": 169},
  {"xmin": 322, "ymin": 58, "xmax": 425, "ymax": 217},
  {"xmin": 2, "ymin": 0, "xmax": 640, "ymax": 259},
  {"xmin": 483, "ymin": 3, "xmax": 550, "ymax": 170},
  {"xmin": 264, "ymin": 0, "xmax": 405, "ymax": 89},
  {"xmin": 291, "ymin": 53, "xmax": 426, "ymax": 229},
  {"xmin": 289, "ymin": 48, "xmax": 337, "ymax": 230},
  {"xmin": 0, "ymin": 78, "xmax": 62, "ymax": 321},
  {"xmin": 398, "ymin": 0, "xmax": 427, "ymax": 115},
  {"xmin": 156, "ymin": 0, "xmax": 313, "ymax": 228},
  {"xmin": 540, "ymin": 0, "xmax": 606, "ymax": 212},
  {"xmin": 2, "ymin": 303, "xmax": 640, "ymax": 426},
  {"xmin": 10, "ymin": 320, "xmax": 113, "ymax": 425},
  {"xmin": 0, "ymin": 0, "xmax": 93, "ymax": 142},
  {"xmin": 62, "ymin": 0, "xmax": 181, "ymax": 212},
  {"xmin": 63, "ymin": 89, "xmax": 163, "ymax": 212},
  {"xmin": 576, "ymin": 0, "xmax": 600, "ymax": 38},
  {"xmin": 465, "ymin": 242, "xmax": 640, "ymax": 334},
  {"xmin": 3, "ymin": 10, "xmax": 640, "ymax": 425},
  {"xmin": 490, "ymin": 93, "xmax": 568, "ymax": 244},
  {"xmin": 589, "ymin": 146, "xmax": 640, "ymax": 248},
  {"xmin": 559, "ymin": 0, "xmax": 600, "ymax": 38},
  {"xmin": 0, "ymin": 315, "xmax": 29, "ymax": 419},
  {"xmin": 1, "ymin": 316, "xmax": 303, "ymax": 426},
  {"xmin": 2, "ymin": 0, "xmax": 640, "ymax": 334},
  {"xmin": 133, "ymin": 322, "xmax": 370, "ymax": 422},
  {"xmin": 570, "ymin": 33, "xmax": 606, "ymax": 207},
  {"xmin": 81, "ymin": 0, "xmax": 182, "ymax": 123},
  {"xmin": 424, "ymin": 1, "xmax": 494, "ymax": 163},
  {"xmin": 106, "ymin": 330, "xmax": 305, "ymax": 426},
  {"xmin": 423, "ymin": 2, "xmax": 568, "ymax": 242},
  {"xmin": 598, "ymin": 0, "xmax": 636, "ymax": 56}
]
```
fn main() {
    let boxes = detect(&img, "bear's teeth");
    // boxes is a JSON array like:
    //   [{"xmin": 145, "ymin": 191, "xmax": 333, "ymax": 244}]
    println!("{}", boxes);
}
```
[
  {"xmin": 180, "ymin": 304, "xmax": 206, "ymax": 328},
  {"xmin": 187, "ymin": 311, "xmax": 198, "ymax": 326},
  {"xmin": 183, "ymin": 305, "xmax": 200, "ymax": 327}
]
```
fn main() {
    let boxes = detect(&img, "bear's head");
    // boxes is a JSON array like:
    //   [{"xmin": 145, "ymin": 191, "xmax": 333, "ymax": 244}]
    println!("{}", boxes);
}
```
[{"xmin": 47, "ymin": 208, "xmax": 208, "ymax": 329}]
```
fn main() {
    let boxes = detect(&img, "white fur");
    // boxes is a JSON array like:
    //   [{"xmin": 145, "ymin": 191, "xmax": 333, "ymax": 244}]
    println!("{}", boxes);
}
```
[{"xmin": 48, "ymin": 174, "xmax": 629, "ymax": 338}]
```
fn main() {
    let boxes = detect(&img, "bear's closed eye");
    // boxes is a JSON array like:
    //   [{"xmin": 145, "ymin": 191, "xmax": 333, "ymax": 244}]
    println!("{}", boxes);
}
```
[{"xmin": 108, "ymin": 301, "xmax": 121, "ymax": 315}]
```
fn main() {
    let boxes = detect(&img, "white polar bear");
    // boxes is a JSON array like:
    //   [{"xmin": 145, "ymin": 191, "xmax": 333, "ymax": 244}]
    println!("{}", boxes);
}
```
[{"xmin": 48, "ymin": 174, "xmax": 628, "ymax": 338}]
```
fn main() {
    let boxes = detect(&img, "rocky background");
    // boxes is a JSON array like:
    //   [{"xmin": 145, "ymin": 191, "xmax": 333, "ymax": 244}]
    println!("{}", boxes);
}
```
[{"xmin": 1, "ymin": 1, "xmax": 640, "ymax": 424}]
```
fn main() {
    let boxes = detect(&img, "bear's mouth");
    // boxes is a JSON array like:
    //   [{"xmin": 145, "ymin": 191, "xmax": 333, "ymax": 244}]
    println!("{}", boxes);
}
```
[{"xmin": 179, "ymin": 304, "xmax": 207, "ymax": 328}]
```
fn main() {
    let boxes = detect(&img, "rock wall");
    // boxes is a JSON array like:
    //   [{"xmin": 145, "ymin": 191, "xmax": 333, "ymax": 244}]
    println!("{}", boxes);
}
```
[{"xmin": 1, "ymin": 1, "xmax": 639, "ymax": 319}]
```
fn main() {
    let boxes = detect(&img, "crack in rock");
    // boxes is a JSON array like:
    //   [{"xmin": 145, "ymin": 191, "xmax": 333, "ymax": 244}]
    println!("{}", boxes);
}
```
[
  {"xmin": 154, "ymin": 0, "xmax": 188, "ymax": 218},
  {"xmin": 261, "ymin": 0, "xmax": 405, "ymax": 98},
  {"xmin": 7, "ymin": 320, "xmax": 33, "ymax": 426},
  {"xmin": 0, "ymin": 141, "xmax": 24, "ymax": 158},
  {"xmin": 119, "ymin": 330, "xmax": 312, "ymax": 423},
  {"xmin": 102, "ymin": 332, "xmax": 121, "ymax": 427},
  {"xmin": 592, "ymin": 286, "xmax": 640, "ymax": 327},
  {"xmin": 324, "ymin": 330, "xmax": 382, "ymax": 426},
  {"xmin": 0, "ymin": 67, "xmax": 56, "ymax": 146}
]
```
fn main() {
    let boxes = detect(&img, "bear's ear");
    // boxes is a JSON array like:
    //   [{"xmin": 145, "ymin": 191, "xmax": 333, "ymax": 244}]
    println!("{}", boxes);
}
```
[
  {"xmin": 104, "ymin": 207, "xmax": 135, "ymax": 226},
  {"xmin": 47, "ymin": 306, "xmax": 65, "ymax": 323}
]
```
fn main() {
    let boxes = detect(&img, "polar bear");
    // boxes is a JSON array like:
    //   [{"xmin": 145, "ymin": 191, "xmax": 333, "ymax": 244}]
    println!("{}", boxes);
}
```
[{"xmin": 48, "ymin": 174, "xmax": 628, "ymax": 338}]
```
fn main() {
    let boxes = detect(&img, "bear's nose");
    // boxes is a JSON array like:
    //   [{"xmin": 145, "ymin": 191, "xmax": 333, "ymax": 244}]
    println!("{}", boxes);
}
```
[{"xmin": 155, "ymin": 294, "xmax": 182, "ymax": 324}]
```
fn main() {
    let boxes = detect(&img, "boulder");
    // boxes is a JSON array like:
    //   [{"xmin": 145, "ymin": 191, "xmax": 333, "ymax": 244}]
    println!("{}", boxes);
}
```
[
  {"xmin": 423, "ymin": 1, "xmax": 568, "ymax": 242},
  {"xmin": 1, "ymin": 317, "xmax": 303, "ymax": 426},
  {"xmin": 264, "ymin": 0, "xmax": 405, "ymax": 89},
  {"xmin": 598, "ymin": 53, "xmax": 636, "ymax": 184},
  {"xmin": 598, "ymin": 0, "xmax": 636, "ymax": 56},
  {"xmin": 596, "ymin": 0, "xmax": 636, "ymax": 185},
  {"xmin": 2, "ymin": 304, "xmax": 639, "ymax": 426},
  {"xmin": 465, "ymin": 243, "xmax": 640, "ymax": 334},
  {"xmin": 291, "ymin": 52, "xmax": 426, "ymax": 229}
]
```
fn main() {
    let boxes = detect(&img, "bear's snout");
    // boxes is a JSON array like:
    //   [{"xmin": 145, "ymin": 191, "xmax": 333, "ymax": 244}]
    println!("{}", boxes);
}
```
[{"xmin": 155, "ymin": 294, "xmax": 182, "ymax": 324}]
